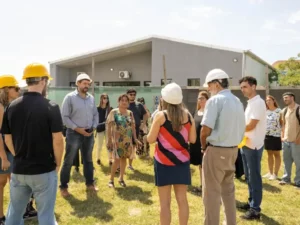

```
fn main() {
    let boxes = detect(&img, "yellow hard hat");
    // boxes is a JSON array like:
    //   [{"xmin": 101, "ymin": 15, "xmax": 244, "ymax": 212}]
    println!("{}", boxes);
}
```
[
  {"xmin": 0, "ymin": 75, "xmax": 19, "ymax": 88},
  {"xmin": 238, "ymin": 136, "xmax": 247, "ymax": 149},
  {"xmin": 22, "ymin": 63, "xmax": 52, "ymax": 80}
]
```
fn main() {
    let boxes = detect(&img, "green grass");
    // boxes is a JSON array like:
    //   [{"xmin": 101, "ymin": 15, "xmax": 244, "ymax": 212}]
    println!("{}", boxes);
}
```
[{"xmin": 4, "ymin": 144, "xmax": 300, "ymax": 225}]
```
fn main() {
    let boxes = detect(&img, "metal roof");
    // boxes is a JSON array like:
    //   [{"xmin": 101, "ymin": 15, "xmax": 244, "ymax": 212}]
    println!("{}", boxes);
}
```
[{"xmin": 49, "ymin": 35, "xmax": 274, "ymax": 70}]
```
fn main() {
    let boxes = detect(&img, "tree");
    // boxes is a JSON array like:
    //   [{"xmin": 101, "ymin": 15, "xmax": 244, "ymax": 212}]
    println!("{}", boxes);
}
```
[{"xmin": 278, "ymin": 53, "xmax": 300, "ymax": 86}]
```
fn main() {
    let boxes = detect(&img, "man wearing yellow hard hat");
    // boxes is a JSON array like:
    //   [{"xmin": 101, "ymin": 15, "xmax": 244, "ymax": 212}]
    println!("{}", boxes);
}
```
[{"xmin": 2, "ymin": 63, "xmax": 64, "ymax": 225}]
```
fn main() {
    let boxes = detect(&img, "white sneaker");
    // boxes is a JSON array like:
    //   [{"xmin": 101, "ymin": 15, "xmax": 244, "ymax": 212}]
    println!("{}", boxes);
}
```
[
  {"xmin": 262, "ymin": 173, "xmax": 271, "ymax": 178},
  {"xmin": 269, "ymin": 174, "xmax": 278, "ymax": 180}
]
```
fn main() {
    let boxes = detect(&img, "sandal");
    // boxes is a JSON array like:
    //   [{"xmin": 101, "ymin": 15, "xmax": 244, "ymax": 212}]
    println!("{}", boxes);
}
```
[
  {"xmin": 118, "ymin": 180, "xmax": 127, "ymax": 187},
  {"xmin": 108, "ymin": 181, "xmax": 115, "ymax": 188},
  {"xmin": 192, "ymin": 187, "xmax": 202, "ymax": 195}
]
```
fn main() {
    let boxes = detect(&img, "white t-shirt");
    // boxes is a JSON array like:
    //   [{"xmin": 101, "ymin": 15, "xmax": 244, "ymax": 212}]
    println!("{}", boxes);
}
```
[{"xmin": 244, "ymin": 95, "xmax": 267, "ymax": 149}]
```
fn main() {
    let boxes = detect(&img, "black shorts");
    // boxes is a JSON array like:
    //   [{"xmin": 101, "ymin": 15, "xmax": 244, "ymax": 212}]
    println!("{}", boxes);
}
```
[{"xmin": 264, "ymin": 135, "xmax": 282, "ymax": 151}]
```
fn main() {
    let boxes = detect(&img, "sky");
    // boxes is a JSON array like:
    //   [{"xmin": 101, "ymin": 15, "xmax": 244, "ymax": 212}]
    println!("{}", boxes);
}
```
[{"xmin": 1, "ymin": 0, "xmax": 300, "ymax": 82}]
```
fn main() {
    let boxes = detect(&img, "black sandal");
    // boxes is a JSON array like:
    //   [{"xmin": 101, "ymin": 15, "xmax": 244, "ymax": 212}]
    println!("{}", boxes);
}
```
[
  {"xmin": 108, "ymin": 181, "xmax": 115, "ymax": 188},
  {"xmin": 118, "ymin": 180, "xmax": 126, "ymax": 187}
]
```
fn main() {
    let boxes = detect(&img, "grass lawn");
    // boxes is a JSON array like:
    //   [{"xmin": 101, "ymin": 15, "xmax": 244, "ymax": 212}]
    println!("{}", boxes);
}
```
[{"xmin": 4, "ymin": 143, "xmax": 300, "ymax": 225}]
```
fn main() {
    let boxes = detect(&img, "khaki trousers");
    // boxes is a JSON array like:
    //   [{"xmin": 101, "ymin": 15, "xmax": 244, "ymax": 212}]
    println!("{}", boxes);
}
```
[{"xmin": 202, "ymin": 146, "xmax": 238, "ymax": 225}]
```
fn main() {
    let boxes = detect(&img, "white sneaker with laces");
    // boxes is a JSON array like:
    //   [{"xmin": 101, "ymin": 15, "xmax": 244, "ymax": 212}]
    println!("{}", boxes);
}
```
[
  {"xmin": 262, "ymin": 173, "xmax": 271, "ymax": 178},
  {"xmin": 269, "ymin": 174, "xmax": 278, "ymax": 180}
]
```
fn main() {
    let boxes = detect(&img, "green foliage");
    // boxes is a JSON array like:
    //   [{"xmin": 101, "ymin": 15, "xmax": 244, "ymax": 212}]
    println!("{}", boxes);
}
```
[
  {"xmin": 268, "ymin": 70, "xmax": 279, "ymax": 83},
  {"xmin": 278, "ymin": 53, "xmax": 300, "ymax": 86}
]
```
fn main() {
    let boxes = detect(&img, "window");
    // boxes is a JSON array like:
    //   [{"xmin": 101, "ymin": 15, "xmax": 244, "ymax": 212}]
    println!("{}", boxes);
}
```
[
  {"xmin": 94, "ymin": 81, "xmax": 100, "ymax": 86},
  {"xmin": 161, "ymin": 79, "xmax": 172, "ymax": 86},
  {"xmin": 187, "ymin": 79, "xmax": 200, "ymax": 86},
  {"xmin": 103, "ymin": 81, "xmax": 141, "ymax": 87},
  {"xmin": 144, "ymin": 81, "xmax": 151, "ymax": 87},
  {"xmin": 69, "ymin": 82, "xmax": 76, "ymax": 87}
]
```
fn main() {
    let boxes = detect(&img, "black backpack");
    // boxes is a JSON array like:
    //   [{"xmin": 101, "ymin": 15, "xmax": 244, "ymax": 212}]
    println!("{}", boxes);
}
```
[{"xmin": 282, "ymin": 106, "xmax": 300, "ymax": 125}]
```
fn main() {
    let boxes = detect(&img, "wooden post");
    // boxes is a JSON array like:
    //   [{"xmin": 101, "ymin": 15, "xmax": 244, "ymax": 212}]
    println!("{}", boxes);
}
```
[
  {"xmin": 163, "ymin": 55, "xmax": 167, "ymax": 86},
  {"xmin": 91, "ymin": 57, "xmax": 95, "ymax": 96}
]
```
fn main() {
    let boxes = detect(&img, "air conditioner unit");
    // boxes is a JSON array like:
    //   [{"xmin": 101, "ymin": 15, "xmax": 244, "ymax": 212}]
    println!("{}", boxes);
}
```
[{"xmin": 119, "ymin": 71, "xmax": 130, "ymax": 79}]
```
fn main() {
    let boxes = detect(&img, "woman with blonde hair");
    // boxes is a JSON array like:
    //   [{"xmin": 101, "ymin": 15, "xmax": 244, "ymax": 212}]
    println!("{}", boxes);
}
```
[
  {"xmin": 0, "ymin": 75, "xmax": 37, "ymax": 223},
  {"xmin": 147, "ymin": 83, "xmax": 196, "ymax": 225},
  {"xmin": 189, "ymin": 91, "xmax": 209, "ymax": 195},
  {"xmin": 262, "ymin": 95, "xmax": 282, "ymax": 180}
]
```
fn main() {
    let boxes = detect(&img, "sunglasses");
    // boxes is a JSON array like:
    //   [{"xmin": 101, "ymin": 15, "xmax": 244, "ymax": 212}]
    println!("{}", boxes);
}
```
[{"xmin": 8, "ymin": 86, "xmax": 20, "ymax": 92}]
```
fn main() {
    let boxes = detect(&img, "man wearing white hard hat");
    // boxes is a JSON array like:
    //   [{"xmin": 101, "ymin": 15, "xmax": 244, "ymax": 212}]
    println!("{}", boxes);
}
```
[
  {"xmin": 200, "ymin": 69, "xmax": 245, "ymax": 225},
  {"xmin": 60, "ymin": 73, "xmax": 99, "ymax": 197}
]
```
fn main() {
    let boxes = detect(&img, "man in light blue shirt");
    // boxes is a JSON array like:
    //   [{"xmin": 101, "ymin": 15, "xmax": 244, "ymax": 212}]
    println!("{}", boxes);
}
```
[
  {"xmin": 200, "ymin": 69, "xmax": 245, "ymax": 225},
  {"xmin": 60, "ymin": 73, "xmax": 99, "ymax": 197}
]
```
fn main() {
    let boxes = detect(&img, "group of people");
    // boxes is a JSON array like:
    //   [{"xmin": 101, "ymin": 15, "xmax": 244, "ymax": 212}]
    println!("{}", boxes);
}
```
[{"xmin": 0, "ymin": 63, "xmax": 299, "ymax": 225}]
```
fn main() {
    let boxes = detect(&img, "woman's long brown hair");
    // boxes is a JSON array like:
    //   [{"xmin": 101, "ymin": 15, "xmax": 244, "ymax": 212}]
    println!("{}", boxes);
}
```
[
  {"xmin": 162, "ymin": 100, "xmax": 185, "ymax": 132},
  {"xmin": 197, "ymin": 91, "xmax": 209, "ymax": 110},
  {"xmin": 0, "ymin": 88, "xmax": 9, "ymax": 107},
  {"xmin": 266, "ymin": 95, "xmax": 279, "ymax": 110}
]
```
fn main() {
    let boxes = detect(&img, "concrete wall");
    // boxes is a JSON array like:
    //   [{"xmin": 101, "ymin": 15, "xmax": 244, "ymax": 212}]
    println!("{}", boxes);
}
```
[
  {"xmin": 244, "ymin": 55, "xmax": 268, "ymax": 86},
  {"xmin": 151, "ymin": 38, "xmax": 243, "ymax": 86},
  {"xmin": 68, "ymin": 51, "xmax": 152, "ymax": 86},
  {"xmin": 183, "ymin": 89, "xmax": 266, "ymax": 113},
  {"xmin": 55, "ymin": 66, "xmax": 71, "ymax": 87}
]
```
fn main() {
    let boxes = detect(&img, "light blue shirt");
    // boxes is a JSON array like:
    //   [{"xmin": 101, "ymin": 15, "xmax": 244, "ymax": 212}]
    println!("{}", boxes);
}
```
[
  {"xmin": 61, "ymin": 90, "xmax": 99, "ymax": 130},
  {"xmin": 201, "ymin": 89, "xmax": 245, "ymax": 147}
]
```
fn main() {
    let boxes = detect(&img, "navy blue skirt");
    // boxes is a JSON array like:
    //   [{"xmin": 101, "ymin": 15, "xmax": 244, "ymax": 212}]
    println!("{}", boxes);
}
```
[{"xmin": 154, "ymin": 158, "xmax": 191, "ymax": 186}]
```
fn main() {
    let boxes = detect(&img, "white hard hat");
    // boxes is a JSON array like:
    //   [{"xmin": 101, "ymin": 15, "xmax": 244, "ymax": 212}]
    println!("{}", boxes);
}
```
[
  {"xmin": 76, "ymin": 73, "xmax": 92, "ymax": 83},
  {"xmin": 203, "ymin": 69, "xmax": 229, "ymax": 87},
  {"xmin": 161, "ymin": 82, "xmax": 183, "ymax": 105}
]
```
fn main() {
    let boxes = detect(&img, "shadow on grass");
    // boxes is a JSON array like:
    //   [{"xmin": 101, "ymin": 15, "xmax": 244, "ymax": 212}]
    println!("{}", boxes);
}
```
[
  {"xmin": 65, "ymin": 192, "xmax": 113, "ymax": 222},
  {"xmin": 127, "ymin": 170, "xmax": 154, "ymax": 183},
  {"xmin": 24, "ymin": 212, "xmax": 62, "ymax": 225},
  {"xmin": 72, "ymin": 169, "xmax": 85, "ymax": 183},
  {"xmin": 260, "ymin": 213, "xmax": 281, "ymax": 225},
  {"xmin": 100, "ymin": 163, "xmax": 111, "ymax": 175},
  {"xmin": 263, "ymin": 183, "xmax": 281, "ymax": 193},
  {"xmin": 115, "ymin": 186, "xmax": 153, "ymax": 205},
  {"xmin": 187, "ymin": 185, "xmax": 202, "ymax": 197}
]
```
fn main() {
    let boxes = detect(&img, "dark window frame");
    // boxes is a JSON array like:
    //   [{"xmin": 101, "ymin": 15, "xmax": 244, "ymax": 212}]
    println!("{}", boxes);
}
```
[
  {"xmin": 187, "ymin": 78, "xmax": 200, "ymax": 86},
  {"xmin": 161, "ymin": 79, "xmax": 172, "ymax": 86},
  {"xmin": 103, "ymin": 81, "xmax": 141, "ymax": 87}
]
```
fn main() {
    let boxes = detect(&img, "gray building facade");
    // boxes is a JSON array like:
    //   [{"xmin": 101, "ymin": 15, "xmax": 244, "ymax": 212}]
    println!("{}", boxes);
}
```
[{"xmin": 49, "ymin": 36, "xmax": 274, "ymax": 88}]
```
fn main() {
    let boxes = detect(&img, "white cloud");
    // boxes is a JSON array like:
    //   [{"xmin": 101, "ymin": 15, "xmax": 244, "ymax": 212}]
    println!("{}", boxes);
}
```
[
  {"xmin": 258, "ymin": 19, "xmax": 300, "ymax": 44},
  {"xmin": 288, "ymin": 10, "xmax": 300, "ymax": 24},
  {"xmin": 185, "ymin": 6, "xmax": 231, "ymax": 18},
  {"xmin": 262, "ymin": 20, "xmax": 277, "ymax": 30},
  {"xmin": 168, "ymin": 5, "xmax": 230, "ymax": 30},
  {"xmin": 249, "ymin": 0, "xmax": 264, "ymax": 4}
]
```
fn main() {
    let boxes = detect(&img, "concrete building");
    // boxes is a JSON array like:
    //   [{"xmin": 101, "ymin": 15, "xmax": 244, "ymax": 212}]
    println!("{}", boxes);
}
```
[{"xmin": 49, "ymin": 35, "xmax": 274, "ymax": 89}]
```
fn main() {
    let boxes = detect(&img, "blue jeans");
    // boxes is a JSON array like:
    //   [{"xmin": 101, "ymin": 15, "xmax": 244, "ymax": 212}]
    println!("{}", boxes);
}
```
[
  {"xmin": 60, "ymin": 129, "xmax": 95, "ymax": 189},
  {"xmin": 282, "ymin": 142, "xmax": 300, "ymax": 185},
  {"xmin": 241, "ymin": 146, "xmax": 263, "ymax": 212},
  {"xmin": 6, "ymin": 171, "xmax": 58, "ymax": 225}
]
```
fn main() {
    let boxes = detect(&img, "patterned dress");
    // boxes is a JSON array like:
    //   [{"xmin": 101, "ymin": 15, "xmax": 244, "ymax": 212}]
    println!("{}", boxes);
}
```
[{"xmin": 106, "ymin": 108, "xmax": 135, "ymax": 159}]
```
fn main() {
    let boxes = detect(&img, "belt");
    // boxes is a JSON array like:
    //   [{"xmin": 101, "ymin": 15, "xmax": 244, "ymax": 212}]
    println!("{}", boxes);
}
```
[{"xmin": 208, "ymin": 143, "xmax": 237, "ymax": 148}]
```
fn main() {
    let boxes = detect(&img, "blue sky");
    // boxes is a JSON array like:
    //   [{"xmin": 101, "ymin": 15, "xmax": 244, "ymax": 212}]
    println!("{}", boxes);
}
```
[{"xmin": 1, "ymin": 0, "xmax": 300, "ymax": 82}]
